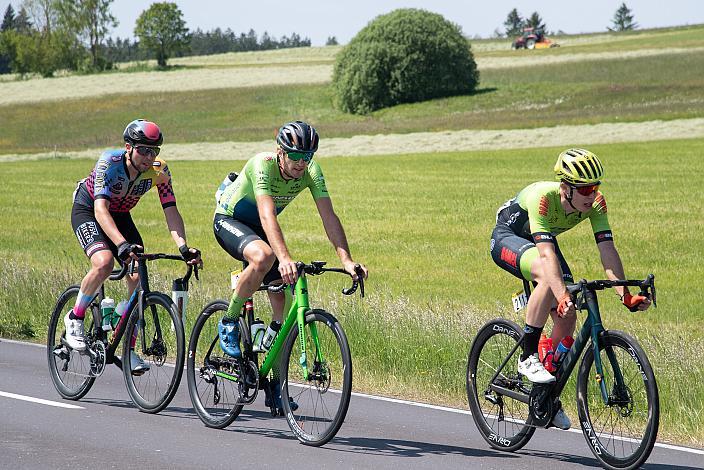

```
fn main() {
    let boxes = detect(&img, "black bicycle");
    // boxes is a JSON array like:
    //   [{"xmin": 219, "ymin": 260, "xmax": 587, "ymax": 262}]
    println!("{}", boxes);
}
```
[
  {"xmin": 467, "ymin": 275, "xmax": 659, "ymax": 470},
  {"xmin": 47, "ymin": 252, "xmax": 197, "ymax": 413}
]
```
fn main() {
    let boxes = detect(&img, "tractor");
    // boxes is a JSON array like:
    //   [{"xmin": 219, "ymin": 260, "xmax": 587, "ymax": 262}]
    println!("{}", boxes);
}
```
[{"xmin": 511, "ymin": 27, "xmax": 559, "ymax": 49}]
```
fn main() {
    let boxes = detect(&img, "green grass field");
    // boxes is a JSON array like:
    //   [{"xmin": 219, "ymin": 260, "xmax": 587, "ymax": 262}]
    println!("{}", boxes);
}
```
[
  {"xmin": 1, "ymin": 26, "xmax": 703, "ymax": 154},
  {"xmin": 2, "ymin": 24, "xmax": 704, "ymax": 447},
  {"xmin": 1, "ymin": 138, "xmax": 702, "ymax": 445}
]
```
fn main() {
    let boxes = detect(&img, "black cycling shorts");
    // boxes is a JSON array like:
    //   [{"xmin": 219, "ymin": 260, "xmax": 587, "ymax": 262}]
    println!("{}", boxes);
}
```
[
  {"xmin": 490, "ymin": 223, "xmax": 573, "ymax": 283},
  {"xmin": 71, "ymin": 203, "xmax": 143, "ymax": 259},
  {"xmin": 213, "ymin": 214, "xmax": 281, "ymax": 284}
]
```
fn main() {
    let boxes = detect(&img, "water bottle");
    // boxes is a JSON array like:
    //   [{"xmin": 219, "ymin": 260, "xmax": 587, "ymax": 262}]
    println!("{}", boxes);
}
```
[
  {"xmin": 171, "ymin": 278, "xmax": 189, "ymax": 327},
  {"xmin": 215, "ymin": 172, "xmax": 239, "ymax": 204},
  {"xmin": 250, "ymin": 318, "xmax": 266, "ymax": 352},
  {"xmin": 538, "ymin": 334, "xmax": 556, "ymax": 373},
  {"xmin": 260, "ymin": 320, "xmax": 281, "ymax": 351},
  {"xmin": 552, "ymin": 336, "xmax": 575, "ymax": 369},
  {"xmin": 100, "ymin": 297, "xmax": 115, "ymax": 331}
]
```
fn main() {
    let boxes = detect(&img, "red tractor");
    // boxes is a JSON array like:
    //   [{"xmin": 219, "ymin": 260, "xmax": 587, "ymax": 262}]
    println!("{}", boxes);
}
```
[{"xmin": 511, "ymin": 27, "xmax": 559, "ymax": 49}]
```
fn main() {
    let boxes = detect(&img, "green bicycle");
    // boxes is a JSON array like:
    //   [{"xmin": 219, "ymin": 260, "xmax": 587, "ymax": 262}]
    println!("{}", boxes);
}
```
[{"xmin": 186, "ymin": 261, "xmax": 364, "ymax": 446}]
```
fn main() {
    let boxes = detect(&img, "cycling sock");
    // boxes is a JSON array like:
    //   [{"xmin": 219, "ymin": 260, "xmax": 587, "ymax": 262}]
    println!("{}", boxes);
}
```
[
  {"xmin": 224, "ymin": 293, "xmax": 247, "ymax": 321},
  {"xmin": 71, "ymin": 290, "xmax": 94, "ymax": 319},
  {"xmin": 521, "ymin": 324, "xmax": 544, "ymax": 361}
]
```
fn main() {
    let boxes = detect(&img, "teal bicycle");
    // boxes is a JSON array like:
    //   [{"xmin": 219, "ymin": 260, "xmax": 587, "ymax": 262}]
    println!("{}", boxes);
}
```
[
  {"xmin": 467, "ymin": 275, "xmax": 659, "ymax": 470},
  {"xmin": 186, "ymin": 261, "xmax": 363, "ymax": 446}
]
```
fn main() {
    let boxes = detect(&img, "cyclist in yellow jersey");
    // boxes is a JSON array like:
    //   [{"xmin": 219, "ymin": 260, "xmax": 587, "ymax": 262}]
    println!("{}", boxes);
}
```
[{"xmin": 490, "ymin": 148, "xmax": 651, "ymax": 429}]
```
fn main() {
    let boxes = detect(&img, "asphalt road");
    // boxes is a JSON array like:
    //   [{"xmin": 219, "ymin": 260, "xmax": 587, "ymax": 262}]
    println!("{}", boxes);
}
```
[{"xmin": 1, "ymin": 339, "xmax": 701, "ymax": 470}]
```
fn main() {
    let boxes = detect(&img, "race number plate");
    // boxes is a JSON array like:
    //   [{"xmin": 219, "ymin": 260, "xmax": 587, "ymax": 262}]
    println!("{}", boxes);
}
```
[
  {"xmin": 512, "ymin": 290, "xmax": 528, "ymax": 312},
  {"xmin": 230, "ymin": 269, "xmax": 242, "ymax": 290}
]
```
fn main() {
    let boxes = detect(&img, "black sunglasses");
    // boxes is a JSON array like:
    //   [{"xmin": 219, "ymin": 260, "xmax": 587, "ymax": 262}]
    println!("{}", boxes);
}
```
[{"xmin": 134, "ymin": 145, "xmax": 160, "ymax": 157}]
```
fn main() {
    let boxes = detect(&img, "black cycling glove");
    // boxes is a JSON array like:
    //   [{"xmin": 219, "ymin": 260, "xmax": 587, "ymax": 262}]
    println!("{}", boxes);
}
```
[
  {"xmin": 117, "ymin": 242, "xmax": 138, "ymax": 262},
  {"xmin": 179, "ymin": 244, "xmax": 200, "ymax": 262}
]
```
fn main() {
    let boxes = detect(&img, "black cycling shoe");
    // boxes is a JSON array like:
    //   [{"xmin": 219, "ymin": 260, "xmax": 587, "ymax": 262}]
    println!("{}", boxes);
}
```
[{"xmin": 265, "ymin": 378, "xmax": 299, "ymax": 415}]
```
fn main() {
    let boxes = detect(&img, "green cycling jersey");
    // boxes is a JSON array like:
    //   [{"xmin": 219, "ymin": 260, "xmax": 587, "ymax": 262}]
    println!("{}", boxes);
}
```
[
  {"xmin": 497, "ymin": 181, "xmax": 612, "ymax": 244},
  {"xmin": 215, "ymin": 152, "xmax": 329, "ymax": 227}
]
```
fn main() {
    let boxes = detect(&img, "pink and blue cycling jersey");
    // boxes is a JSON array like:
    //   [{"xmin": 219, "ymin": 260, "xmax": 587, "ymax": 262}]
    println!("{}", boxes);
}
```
[{"xmin": 73, "ymin": 150, "xmax": 176, "ymax": 212}]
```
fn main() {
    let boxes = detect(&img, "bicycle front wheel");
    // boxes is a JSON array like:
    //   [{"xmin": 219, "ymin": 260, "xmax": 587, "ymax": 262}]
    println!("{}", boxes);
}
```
[
  {"xmin": 577, "ymin": 330, "xmax": 659, "ymax": 470},
  {"xmin": 47, "ymin": 285, "xmax": 97, "ymax": 400},
  {"xmin": 186, "ymin": 300, "xmax": 243, "ymax": 428},
  {"xmin": 122, "ymin": 292, "xmax": 185, "ymax": 413},
  {"xmin": 467, "ymin": 319, "xmax": 535, "ymax": 452},
  {"xmin": 280, "ymin": 309, "xmax": 352, "ymax": 446}
]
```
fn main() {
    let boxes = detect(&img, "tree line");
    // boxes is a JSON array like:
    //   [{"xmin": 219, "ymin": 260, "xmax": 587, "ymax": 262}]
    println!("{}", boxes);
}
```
[
  {"xmin": 499, "ymin": 3, "xmax": 638, "ymax": 37},
  {"xmin": 0, "ymin": 1, "xmax": 312, "ymax": 77}
]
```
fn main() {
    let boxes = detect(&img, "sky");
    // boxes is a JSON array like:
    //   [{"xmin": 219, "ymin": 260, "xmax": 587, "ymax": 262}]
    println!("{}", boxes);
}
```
[{"xmin": 3, "ymin": 1, "xmax": 704, "ymax": 46}]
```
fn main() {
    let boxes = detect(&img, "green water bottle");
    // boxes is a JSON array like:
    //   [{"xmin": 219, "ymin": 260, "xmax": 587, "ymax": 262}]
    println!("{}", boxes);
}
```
[{"xmin": 100, "ymin": 297, "xmax": 115, "ymax": 332}]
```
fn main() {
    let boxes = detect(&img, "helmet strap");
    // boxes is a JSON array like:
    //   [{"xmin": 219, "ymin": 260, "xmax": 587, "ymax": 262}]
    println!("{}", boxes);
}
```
[{"xmin": 565, "ymin": 185, "xmax": 579, "ymax": 212}]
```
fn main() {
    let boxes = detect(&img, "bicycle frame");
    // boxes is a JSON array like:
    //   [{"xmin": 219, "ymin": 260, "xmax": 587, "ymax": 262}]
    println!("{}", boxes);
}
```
[
  {"xmin": 92, "ymin": 254, "xmax": 194, "ymax": 368},
  {"xmin": 490, "ymin": 276, "xmax": 655, "ymax": 409},
  {"xmin": 258, "ymin": 273, "xmax": 316, "ymax": 381}
]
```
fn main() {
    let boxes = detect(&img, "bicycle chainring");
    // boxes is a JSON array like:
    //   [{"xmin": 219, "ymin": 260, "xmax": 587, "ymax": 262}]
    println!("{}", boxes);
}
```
[
  {"xmin": 237, "ymin": 360, "xmax": 259, "ymax": 405},
  {"xmin": 528, "ymin": 383, "xmax": 554, "ymax": 427},
  {"xmin": 88, "ymin": 340, "xmax": 107, "ymax": 377}
]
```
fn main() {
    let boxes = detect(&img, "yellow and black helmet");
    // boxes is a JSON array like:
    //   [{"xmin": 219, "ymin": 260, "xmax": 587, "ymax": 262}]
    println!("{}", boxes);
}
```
[{"xmin": 554, "ymin": 148, "xmax": 604, "ymax": 185}]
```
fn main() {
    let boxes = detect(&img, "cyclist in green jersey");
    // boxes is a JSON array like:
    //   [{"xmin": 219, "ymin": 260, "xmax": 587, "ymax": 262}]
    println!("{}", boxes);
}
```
[
  {"xmin": 490, "ymin": 148, "xmax": 651, "ymax": 429},
  {"xmin": 213, "ymin": 121, "xmax": 368, "ymax": 413}
]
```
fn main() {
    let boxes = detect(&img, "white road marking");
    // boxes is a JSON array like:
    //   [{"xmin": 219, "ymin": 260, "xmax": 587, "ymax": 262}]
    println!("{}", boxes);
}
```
[{"xmin": 0, "ymin": 391, "xmax": 84, "ymax": 409}]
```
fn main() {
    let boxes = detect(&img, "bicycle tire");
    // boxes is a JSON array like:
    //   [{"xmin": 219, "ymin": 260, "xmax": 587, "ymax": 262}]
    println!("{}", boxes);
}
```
[
  {"xmin": 467, "ymin": 319, "xmax": 535, "ymax": 452},
  {"xmin": 577, "ymin": 330, "xmax": 659, "ymax": 470},
  {"xmin": 280, "ymin": 309, "xmax": 352, "ymax": 446},
  {"xmin": 47, "ymin": 285, "xmax": 98, "ymax": 400},
  {"xmin": 122, "ymin": 292, "xmax": 185, "ymax": 413},
  {"xmin": 186, "ymin": 300, "xmax": 243, "ymax": 428}
]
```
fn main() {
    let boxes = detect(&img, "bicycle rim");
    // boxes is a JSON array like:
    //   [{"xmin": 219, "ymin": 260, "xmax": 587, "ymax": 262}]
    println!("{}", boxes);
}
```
[
  {"xmin": 47, "ymin": 285, "xmax": 97, "ymax": 400},
  {"xmin": 122, "ymin": 292, "xmax": 184, "ymax": 413},
  {"xmin": 186, "ymin": 300, "xmax": 243, "ymax": 428},
  {"xmin": 467, "ymin": 319, "xmax": 535, "ymax": 452},
  {"xmin": 281, "ymin": 309, "xmax": 352, "ymax": 446},
  {"xmin": 577, "ymin": 330, "xmax": 659, "ymax": 470}
]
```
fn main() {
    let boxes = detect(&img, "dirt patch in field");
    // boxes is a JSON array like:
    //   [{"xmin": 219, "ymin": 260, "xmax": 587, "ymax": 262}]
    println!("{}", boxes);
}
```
[{"xmin": 3, "ymin": 118, "xmax": 702, "ymax": 162}]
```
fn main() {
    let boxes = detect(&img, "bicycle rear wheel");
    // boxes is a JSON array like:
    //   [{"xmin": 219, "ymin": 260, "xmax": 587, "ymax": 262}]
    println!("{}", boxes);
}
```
[
  {"xmin": 47, "ymin": 285, "xmax": 98, "ymax": 400},
  {"xmin": 280, "ymin": 309, "xmax": 352, "ymax": 446},
  {"xmin": 577, "ymin": 330, "xmax": 659, "ymax": 470},
  {"xmin": 186, "ymin": 300, "xmax": 244, "ymax": 428},
  {"xmin": 122, "ymin": 292, "xmax": 185, "ymax": 413},
  {"xmin": 466, "ymin": 319, "xmax": 535, "ymax": 452}
]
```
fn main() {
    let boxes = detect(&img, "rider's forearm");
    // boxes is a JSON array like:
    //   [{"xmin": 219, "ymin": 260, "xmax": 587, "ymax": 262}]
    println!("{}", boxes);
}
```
[
  {"xmin": 540, "ymin": 250, "xmax": 569, "ymax": 299},
  {"xmin": 95, "ymin": 203, "xmax": 126, "ymax": 246},
  {"xmin": 322, "ymin": 213, "xmax": 353, "ymax": 263},
  {"xmin": 163, "ymin": 206, "xmax": 188, "ymax": 248},
  {"xmin": 260, "ymin": 212, "xmax": 292, "ymax": 262},
  {"xmin": 599, "ymin": 241, "xmax": 629, "ymax": 297}
]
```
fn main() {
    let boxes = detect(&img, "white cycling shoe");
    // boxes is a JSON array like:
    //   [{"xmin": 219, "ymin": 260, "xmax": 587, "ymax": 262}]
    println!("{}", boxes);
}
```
[
  {"xmin": 518, "ymin": 354, "xmax": 556, "ymax": 384},
  {"xmin": 63, "ymin": 311, "xmax": 86, "ymax": 351},
  {"xmin": 129, "ymin": 350, "xmax": 151, "ymax": 376}
]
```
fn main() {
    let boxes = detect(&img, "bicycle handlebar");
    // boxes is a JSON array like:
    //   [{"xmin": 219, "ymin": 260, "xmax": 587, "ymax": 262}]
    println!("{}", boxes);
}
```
[
  {"xmin": 567, "ymin": 274, "xmax": 656, "ymax": 308},
  {"xmin": 262, "ymin": 261, "xmax": 365, "ymax": 298},
  {"xmin": 108, "ymin": 251, "xmax": 200, "ymax": 282}
]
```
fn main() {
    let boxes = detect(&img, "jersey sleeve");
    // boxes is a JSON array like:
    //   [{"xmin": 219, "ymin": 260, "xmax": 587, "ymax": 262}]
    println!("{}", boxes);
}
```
[
  {"xmin": 525, "ymin": 191, "xmax": 554, "ymax": 243},
  {"xmin": 306, "ymin": 161, "xmax": 329, "ymax": 199},
  {"xmin": 92, "ymin": 154, "xmax": 115, "ymax": 201},
  {"xmin": 155, "ymin": 161, "xmax": 176, "ymax": 208},
  {"xmin": 589, "ymin": 192, "xmax": 613, "ymax": 243},
  {"xmin": 250, "ymin": 154, "xmax": 276, "ymax": 197}
]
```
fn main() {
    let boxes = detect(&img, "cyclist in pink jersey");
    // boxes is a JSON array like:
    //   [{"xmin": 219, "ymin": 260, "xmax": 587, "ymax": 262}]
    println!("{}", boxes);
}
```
[{"xmin": 66, "ymin": 119, "xmax": 201, "ymax": 372}]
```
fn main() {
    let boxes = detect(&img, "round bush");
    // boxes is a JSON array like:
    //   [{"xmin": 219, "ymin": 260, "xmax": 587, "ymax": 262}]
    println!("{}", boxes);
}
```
[{"xmin": 332, "ymin": 8, "xmax": 480, "ymax": 114}]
